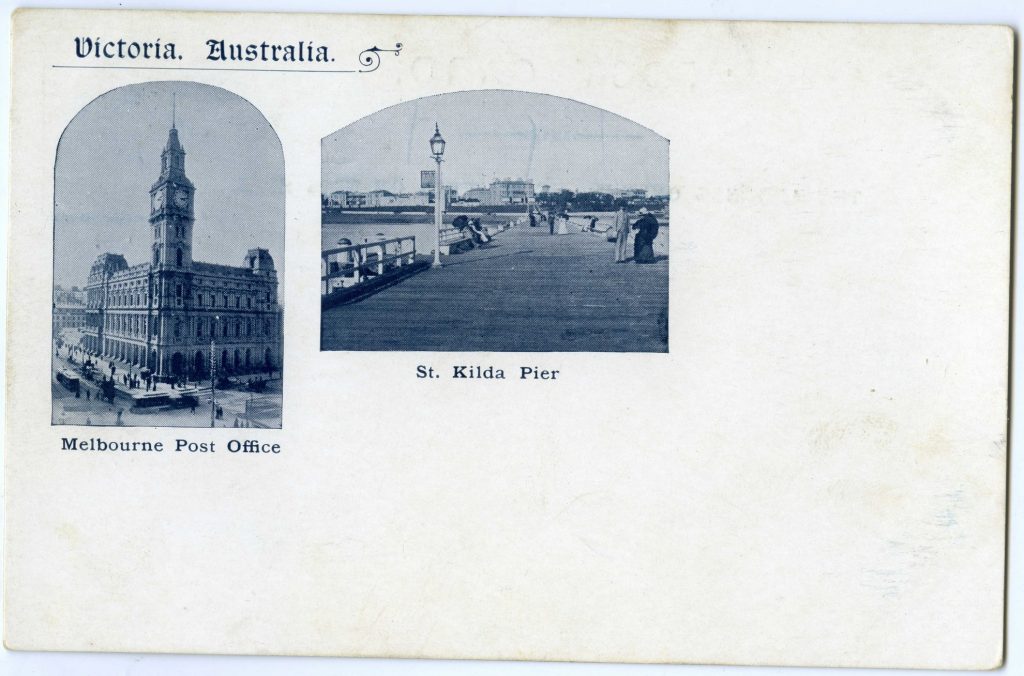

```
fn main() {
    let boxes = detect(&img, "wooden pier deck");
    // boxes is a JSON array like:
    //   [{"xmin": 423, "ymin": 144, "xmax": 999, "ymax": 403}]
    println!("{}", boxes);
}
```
[{"xmin": 320, "ymin": 225, "xmax": 669, "ymax": 352}]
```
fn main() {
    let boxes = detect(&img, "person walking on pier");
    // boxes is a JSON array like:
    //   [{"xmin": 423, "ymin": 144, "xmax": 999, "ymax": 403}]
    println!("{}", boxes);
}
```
[
  {"xmin": 632, "ymin": 207, "xmax": 660, "ymax": 264},
  {"xmin": 614, "ymin": 206, "xmax": 630, "ymax": 262},
  {"xmin": 557, "ymin": 211, "xmax": 570, "ymax": 235}
]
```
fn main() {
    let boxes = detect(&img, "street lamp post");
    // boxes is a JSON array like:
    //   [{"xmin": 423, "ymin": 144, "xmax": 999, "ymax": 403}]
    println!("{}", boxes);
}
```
[{"xmin": 429, "ymin": 123, "xmax": 446, "ymax": 268}]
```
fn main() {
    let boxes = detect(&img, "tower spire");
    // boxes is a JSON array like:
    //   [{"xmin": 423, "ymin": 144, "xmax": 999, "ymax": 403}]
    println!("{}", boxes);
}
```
[{"xmin": 171, "ymin": 92, "xmax": 176, "ymax": 129}]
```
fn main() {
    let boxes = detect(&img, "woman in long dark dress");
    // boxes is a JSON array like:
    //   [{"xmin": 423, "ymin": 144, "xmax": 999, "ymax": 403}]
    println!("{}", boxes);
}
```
[{"xmin": 632, "ymin": 208, "xmax": 659, "ymax": 264}]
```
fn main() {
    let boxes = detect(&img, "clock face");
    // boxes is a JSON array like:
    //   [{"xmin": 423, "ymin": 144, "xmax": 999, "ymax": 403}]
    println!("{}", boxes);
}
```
[
  {"xmin": 152, "ymin": 190, "xmax": 165, "ymax": 211},
  {"xmin": 173, "ymin": 189, "xmax": 189, "ymax": 209}
]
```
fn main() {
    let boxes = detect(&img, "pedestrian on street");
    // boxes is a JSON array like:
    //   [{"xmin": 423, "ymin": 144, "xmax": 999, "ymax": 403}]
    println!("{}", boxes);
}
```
[{"xmin": 614, "ymin": 206, "xmax": 630, "ymax": 263}]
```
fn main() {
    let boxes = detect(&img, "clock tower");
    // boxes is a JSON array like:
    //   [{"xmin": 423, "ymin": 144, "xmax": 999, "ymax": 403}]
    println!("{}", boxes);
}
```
[{"xmin": 149, "ymin": 113, "xmax": 195, "ymax": 271}]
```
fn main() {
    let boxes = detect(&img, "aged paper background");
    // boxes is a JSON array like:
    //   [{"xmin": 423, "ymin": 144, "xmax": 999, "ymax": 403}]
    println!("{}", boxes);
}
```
[{"xmin": 4, "ymin": 9, "xmax": 1012, "ymax": 669}]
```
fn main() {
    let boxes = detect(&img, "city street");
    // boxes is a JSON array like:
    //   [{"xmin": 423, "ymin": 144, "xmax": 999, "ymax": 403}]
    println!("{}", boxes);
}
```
[{"xmin": 52, "ymin": 335, "xmax": 282, "ymax": 428}]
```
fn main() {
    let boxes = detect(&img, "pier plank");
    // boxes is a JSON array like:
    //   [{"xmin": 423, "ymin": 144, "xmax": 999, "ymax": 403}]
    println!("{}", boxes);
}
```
[{"xmin": 320, "ymin": 225, "xmax": 668, "ymax": 352}]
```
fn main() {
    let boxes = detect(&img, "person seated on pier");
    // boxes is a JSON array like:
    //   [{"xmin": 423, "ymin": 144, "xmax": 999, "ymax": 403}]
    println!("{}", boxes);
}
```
[
  {"xmin": 346, "ymin": 236, "xmax": 381, "ymax": 277},
  {"xmin": 330, "ymin": 237, "xmax": 364, "ymax": 281},
  {"xmin": 450, "ymin": 215, "xmax": 478, "ymax": 248},
  {"xmin": 467, "ymin": 217, "xmax": 492, "ymax": 245},
  {"xmin": 586, "ymin": 215, "xmax": 610, "ymax": 234}
]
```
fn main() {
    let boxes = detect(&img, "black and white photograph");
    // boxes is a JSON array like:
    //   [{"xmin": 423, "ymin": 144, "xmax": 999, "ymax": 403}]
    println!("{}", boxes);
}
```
[
  {"xmin": 321, "ymin": 89, "xmax": 669, "ymax": 352},
  {"xmin": 52, "ymin": 81, "xmax": 284, "ymax": 428}
]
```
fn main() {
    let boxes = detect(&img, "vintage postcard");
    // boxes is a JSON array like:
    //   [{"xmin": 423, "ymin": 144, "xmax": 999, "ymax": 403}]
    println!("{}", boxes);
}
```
[{"xmin": 4, "ymin": 8, "xmax": 1012, "ymax": 670}]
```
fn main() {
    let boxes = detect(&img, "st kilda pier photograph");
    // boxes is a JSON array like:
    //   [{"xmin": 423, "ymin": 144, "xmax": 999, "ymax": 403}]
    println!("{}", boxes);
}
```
[{"xmin": 321, "ymin": 89, "xmax": 670, "ymax": 352}]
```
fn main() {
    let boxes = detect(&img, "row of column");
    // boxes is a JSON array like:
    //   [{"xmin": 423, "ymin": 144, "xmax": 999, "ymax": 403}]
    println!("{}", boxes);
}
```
[
  {"xmin": 102, "ymin": 338, "xmax": 153, "ymax": 370},
  {"xmin": 82, "ymin": 333, "xmax": 274, "ymax": 378}
]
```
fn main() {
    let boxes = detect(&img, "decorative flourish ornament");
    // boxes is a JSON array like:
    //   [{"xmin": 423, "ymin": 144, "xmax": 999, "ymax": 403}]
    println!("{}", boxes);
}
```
[{"xmin": 358, "ymin": 43, "xmax": 403, "ymax": 72}]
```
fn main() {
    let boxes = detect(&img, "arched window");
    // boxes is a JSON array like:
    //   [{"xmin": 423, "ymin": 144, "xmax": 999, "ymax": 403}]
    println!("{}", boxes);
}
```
[
  {"xmin": 176, "ymin": 248, "xmax": 183, "ymax": 267},
  {"xmin": 153, "ymin": 248, "xmax": 160, "ymax": 266}
]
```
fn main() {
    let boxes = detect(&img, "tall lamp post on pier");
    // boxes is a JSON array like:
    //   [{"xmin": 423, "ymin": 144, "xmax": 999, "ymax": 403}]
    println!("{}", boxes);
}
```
[{"xmin": 429, "ymin": 123, "xmax": 446, "ymax": 268}]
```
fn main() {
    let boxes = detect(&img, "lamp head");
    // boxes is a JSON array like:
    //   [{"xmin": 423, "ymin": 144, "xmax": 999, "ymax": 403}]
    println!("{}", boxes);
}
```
[{"xmin": 429, "ymin": 123, "xmax": 446, "ymax": 157}]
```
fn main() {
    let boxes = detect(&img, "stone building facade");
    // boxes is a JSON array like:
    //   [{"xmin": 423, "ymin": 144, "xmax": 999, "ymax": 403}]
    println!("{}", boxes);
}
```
[
  {"xmin": 53, "ymin": 286, "xmax": 87, "ymax": 336},
  {"xmin": 53, "ymin": 303, "xmax": 87, "ymax": 336},
  {"xmin": 80, "ymin": 121, "xmax": 281, "ymax": 381}
]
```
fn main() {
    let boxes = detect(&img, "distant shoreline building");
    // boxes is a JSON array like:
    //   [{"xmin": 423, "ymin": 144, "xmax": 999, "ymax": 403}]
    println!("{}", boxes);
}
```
[
  {"xmin": 465, "ymin": 179, "xmax": 534, "ymax": 206},
  {"xmin": 326, "ymin": 185, "xmax": 455, "ymax": 209},
  {"xmin": 79, "ymin": 116, "xmax": 282, "ymax": 381},
  {"xmin": 617, "ymin": 188, "xmax": 648, "ymax": 199},
  {"xmin": 53, "ymin": 286, "xmax": 87, "ymax": 337}
]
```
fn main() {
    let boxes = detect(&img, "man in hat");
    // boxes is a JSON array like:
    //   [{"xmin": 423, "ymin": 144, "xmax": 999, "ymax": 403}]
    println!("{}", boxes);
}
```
[
  {"xmin": 613, "ymin": 206, "xmax": 630, "ymax": 262},
  {"xmin": 632, "ymin": 207, "xmax": 660, "ymax": 264}
]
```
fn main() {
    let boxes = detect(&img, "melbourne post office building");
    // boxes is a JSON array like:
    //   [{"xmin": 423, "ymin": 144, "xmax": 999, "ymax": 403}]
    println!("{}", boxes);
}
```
[{"xmin": 81, "ymin": 122, "xmax": 281, "ymax": 381}]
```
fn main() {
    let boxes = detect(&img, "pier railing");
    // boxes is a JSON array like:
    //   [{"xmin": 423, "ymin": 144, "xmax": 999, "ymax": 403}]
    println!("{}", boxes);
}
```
[{"xmin": 321, "ymin": 236, "xmax": 417, "ymax": 296}]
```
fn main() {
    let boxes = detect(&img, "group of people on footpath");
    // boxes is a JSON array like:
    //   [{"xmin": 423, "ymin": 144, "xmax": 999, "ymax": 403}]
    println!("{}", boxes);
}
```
[
  {"xmin": 528, "ymin": 205, "xmax": 661, "ymax": 264},
  {"xmin": 529, "ymin": 209, "xmax": 571, "ymax": 235},
  {"xmin": 614, "ymin": 206, "xmax": 660, "ymax": 264}
]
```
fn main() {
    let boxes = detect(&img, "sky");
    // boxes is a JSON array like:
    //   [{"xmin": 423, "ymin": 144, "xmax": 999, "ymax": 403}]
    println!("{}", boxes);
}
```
[
  {"xmin": 321, "ymin": 90, "xmax": 669, "ymax": 196},
  {"xmin": 53, "ymin": 81, "xmax": 285, "ymax": 289}
]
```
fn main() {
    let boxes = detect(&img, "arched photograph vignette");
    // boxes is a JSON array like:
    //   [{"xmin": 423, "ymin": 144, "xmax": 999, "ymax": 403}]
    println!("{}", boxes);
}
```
[
  {"xmin": 320, "ymin": 89, "xmax": 669, "ymax": 353},
  {"xmin": 51, "ymin": 81, "xmax": 285, "ymax": 428}
]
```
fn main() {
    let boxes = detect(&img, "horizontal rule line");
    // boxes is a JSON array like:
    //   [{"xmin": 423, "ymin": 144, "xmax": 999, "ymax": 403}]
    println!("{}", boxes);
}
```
[{"xmin": 52, "ymin": 64, "xmax": 358, "ymax": 74}]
